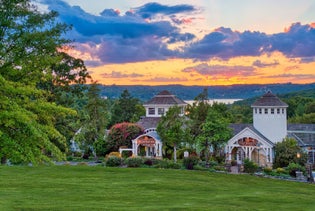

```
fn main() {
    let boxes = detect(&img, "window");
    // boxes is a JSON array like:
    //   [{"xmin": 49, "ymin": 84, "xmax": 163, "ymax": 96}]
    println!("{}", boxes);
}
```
[
  {"xmin": 259, "ymin": 108, "xmax": 262, "ymax": 114},
  {"xmin": 148, "ymin": 108, "xmax": 155, "ymax": 115},
  {"xmin": 277, "ymin": 108, "xmax": 280, "ymax": 114},
  {"xmin": 282, "ymin": 108, "xmax": 284, "ymax": 114},
  {"xmin": 264, "ymin": 108, "xmax": 268, "ymax": 114},
  {"xmin": 158, "ymin": 108, "xmax": 165, "ymax": 115},
  {"xmin": 271, "ymin": 108, "xmax": 274, "ymax": 114},
  {"xmin": 254, "ymin": 108, "xmax": 257, "ymax": 114}
]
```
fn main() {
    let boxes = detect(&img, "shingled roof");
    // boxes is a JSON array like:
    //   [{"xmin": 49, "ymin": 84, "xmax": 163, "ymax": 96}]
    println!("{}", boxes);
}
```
[
  {"xmin": 137, "ymin": 117, "xmax": 161, "ymax": 129},
  {"xmin": 251, "ymin": 91, "xmax": 288, "ymax": 107},
  {"xmin": 143, "ymin": 90, "xmax": 187, "ymax": 105}
]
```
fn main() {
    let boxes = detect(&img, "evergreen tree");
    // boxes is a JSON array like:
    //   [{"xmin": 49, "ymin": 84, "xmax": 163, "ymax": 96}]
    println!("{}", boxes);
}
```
[
  {"xmin": 109, "ymin": 90, "xmax": 145, "ymax": 126},
  {"xmin": 74, "ymin": 83, "xmax": 108, "ymax": 158}
]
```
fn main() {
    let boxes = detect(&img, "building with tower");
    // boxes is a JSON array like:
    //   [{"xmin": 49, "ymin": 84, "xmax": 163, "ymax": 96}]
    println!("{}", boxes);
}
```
[
  {"xmin": 225, "ymin": 91, "xmax": 315, "ymax": 167},
  {"xmin": 128, "ymin": 90, "xmax": 187, "ymax": 158}
]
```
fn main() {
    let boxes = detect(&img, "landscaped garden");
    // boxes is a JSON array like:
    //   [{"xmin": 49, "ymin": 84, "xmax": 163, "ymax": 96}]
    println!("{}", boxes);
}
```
[{"xmin": 1, "ymin": 165, "xmax": 315, "ymax": 210}]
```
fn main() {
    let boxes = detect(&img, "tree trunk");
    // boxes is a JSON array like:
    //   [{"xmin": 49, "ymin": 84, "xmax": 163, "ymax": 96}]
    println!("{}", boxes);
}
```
[
  {"xmin": 1, "ymin": 156, "xmax": 7, "ymax": 165},
  {"xmin": 173, "ymin": 144, "xmax": 177, "ymax": 163}
]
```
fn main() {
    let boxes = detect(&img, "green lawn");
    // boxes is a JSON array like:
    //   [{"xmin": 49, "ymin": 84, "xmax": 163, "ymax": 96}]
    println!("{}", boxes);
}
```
[{"xmin": 1, "ymin": 165, "xmax": 315, "ymax": 210}]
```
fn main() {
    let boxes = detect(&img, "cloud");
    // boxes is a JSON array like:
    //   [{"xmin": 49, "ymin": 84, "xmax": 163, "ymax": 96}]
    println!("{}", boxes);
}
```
[
  {"xmin": 252, "ymin": 60, "xmax": 279, "ymax": 68},
  {"xmin": 182, "ymin": 63, "xmax": 256, "ymax": 77},
  {"xmin": 270, "ymin": 22, "xmax": 315, "ymax": 58},
  {"xmin": 184, "ymin": 27, "xmax": 270, "ymax": 60},
  {"xmin": 143, "ymin": 77, "xmax": 188, "ymax": 83},
  {"xmin": 185, "ymin": 23, "xmax": 315, "ymax": 61},
  {"xmin": 133, "ymin": 2, "xmax": 195, "ymax": 20},
  {"xmin": 263, "ymin": 73, "xmax": 315, "ymax": 80},
  {"xmin": 101, "ymin": 71, "xmax": 144, "ymax": 78},
  {"xmin": 41, "ymin": 0, "xmax": 196, "ymax": 64},
  {"xmin": 41, "ymin": 1, "xmax": 315, "ymax": 64},
  {"xmin": 300, "ymin": 57, "xmax": 315, "ymax": 63}
]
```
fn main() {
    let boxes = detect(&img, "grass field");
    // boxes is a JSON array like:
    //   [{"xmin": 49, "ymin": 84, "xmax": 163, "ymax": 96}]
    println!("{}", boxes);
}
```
[{"xmin": 1, "ymin": 165, "xmax": 315, "ymax": 210}]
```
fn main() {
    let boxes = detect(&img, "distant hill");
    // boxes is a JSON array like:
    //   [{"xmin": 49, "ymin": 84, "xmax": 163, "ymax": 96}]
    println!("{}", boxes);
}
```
[
  {"xmin": 98, "ymin": 83, "xmax": 315, "ymax": 101},
  {"xmin": 234, "ymin": 87, "xmax": 315, "ymax": 106}
]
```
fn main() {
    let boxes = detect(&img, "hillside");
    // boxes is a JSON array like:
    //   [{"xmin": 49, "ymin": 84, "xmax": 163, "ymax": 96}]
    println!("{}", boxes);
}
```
[
  {"xmin": 234, "ymin": 87, "xmax": 315, "ymax": 106},
  {"xmin": 99, "ymin": 83, "xmax": 315, "ymax": 101}
]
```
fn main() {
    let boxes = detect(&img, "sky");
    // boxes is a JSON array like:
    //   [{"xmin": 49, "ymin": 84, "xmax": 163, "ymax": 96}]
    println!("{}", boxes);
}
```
[{"xmin": 39, "ymin": 0, "xmax": 315, "ymax": 86}]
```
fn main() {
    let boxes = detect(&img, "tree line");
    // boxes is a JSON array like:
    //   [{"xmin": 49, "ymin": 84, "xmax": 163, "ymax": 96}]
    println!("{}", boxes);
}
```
[{"xmin": 1, "ymin": 0, "xmax": 312, "ymax": 165}]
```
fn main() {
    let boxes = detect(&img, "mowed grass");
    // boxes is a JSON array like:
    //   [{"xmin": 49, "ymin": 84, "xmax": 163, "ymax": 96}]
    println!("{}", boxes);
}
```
[{"xmin": 1, "ymin": 166, "xmax": 315, "ymax": 210}]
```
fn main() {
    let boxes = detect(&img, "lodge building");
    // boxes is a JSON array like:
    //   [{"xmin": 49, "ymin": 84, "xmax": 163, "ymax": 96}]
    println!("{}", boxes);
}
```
[
  {"xmin": 128, "ymin": 90, "xmax": 315, "ymax": 166},
  {"xmin": 129, "ymin": 90, "xmax": 187, "ymax": 158}
]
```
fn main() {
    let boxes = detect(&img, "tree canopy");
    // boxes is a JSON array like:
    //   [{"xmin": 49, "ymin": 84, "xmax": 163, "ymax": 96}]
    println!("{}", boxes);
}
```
[
  {"xmin": 0, "ymin": 0, "xmax": 90, "ymax": 164},
  {"xmin": 106, "ymin": 122, "xmax": 144, "ymax": 154},
  {"xmin": 109, "ymin": 89, "xmax": 145, "ymax": 127},
  {"xmin": 157, "ymin": 106, "xmax": 189, "ymax": 162}
]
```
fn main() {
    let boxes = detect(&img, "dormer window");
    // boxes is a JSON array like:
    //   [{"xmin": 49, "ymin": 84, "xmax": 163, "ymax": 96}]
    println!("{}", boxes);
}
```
[
  {"xmin": 158, "ymin": 108, "xmax": 165, "ymax": 115},
  {"xmin": 148, "ymin": 108, "xmax": 155, "ymax": 115}
]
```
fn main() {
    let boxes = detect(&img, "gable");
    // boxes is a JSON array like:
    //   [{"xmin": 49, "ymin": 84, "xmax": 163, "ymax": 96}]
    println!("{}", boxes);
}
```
[{"xmin": 227, "ymin": 127, "xmax": 274, "ymax": 148}]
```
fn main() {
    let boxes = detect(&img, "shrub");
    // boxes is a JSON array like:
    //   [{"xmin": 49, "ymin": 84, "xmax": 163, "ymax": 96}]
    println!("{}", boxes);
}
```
[
  {"xmin": 143, "ymin": 159, "xmax": 153, "ymax": 166},
  {"xmin": 167, "ymin": 162, "xmax": 182, "ymax": 169},
  {"xmin": 183, "ymin": 156, "xmax": 200, "ymax": 170},
  {"xmin": 153, "ymin": 159, "xmax": 180, "ymax": 169},
  {"xmin": 276, "ymin": 167, "xmax": 286, "ymax": 174},
  {"xmin": 214, "ymin": 165, "xmax": 226, "ymax": 172},
  {"xmin": 263, "ymin": 167, "xmax": 273, "ymax": 174},
  {"xmin": 67, "ymin": 156, "xmax": 73, "ymax": 161},
  {"xmin": 107, "ymin": 152, "xmax": 121, "ymax": 158},
  {"xmin": 243, "ymin": 158, "xmax": 258, "ymax": 174},
  {"xmin": 125, "ymin": 157, "xmax": 143, "ymax": 167},
  {"xmin": 106, "ymin": 156, "xmax": 122, "ymax": 167},
  {"xmin": 193, "ymin": 165, "xmax": 206, "ymax": 171},
  {"xmin": 143, "ymin": 158, "xmax": 160, "ymax": 166},
  {"xmin": 286, "ymin": 162, "xmax": 306, "ymax": 177}
]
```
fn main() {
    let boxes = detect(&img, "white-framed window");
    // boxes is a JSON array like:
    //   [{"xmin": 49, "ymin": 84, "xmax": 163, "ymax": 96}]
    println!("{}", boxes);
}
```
[
  {"xmin": 259, "ymin": 108, "xmax": 262, "ymax": 114},
  {"xmin": 271, "ymin": 108, "xmax": 274, "ymax": 114},
  {"xmin": 277, "ymin": 108, "xmax": 280, "ymax": 114},
  {"xmin": 264, "ymin": 108, "xmax": 268, "ymax": 114},
  {"xmin": 148, "ymin": 108, "xmax": 155, "ymax": 115},
  {"xmin": 158, "ymin": 108, "xmax": 165, "ymax": 115}
]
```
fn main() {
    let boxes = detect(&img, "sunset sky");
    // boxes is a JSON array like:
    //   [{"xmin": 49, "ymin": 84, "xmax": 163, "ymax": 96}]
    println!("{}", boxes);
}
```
[{"xmin": 40, "ymin": 0, "xmax": 315, "ymax": 86}]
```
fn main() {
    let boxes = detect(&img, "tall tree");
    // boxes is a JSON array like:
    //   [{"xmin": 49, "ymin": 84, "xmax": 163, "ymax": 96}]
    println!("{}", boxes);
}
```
[
  {"xmin": 0, "ymin": 0, "xmax": 89, "ymax": 164},
  {"xmin": 109, "ymin": 90, "xmax": 145, "ymax": 126},
  {"xmin": 157, "ymin": 106, "xmax": 188, "ymax": 162},
  {"xmin": 74, "ymin": 83, "xmax": 109, "ymax": 157},
  {"xmin": 197, "ymin": 108, "xmax": 232, "ymax": 165},
  {"xmin": 186, "ymin": 88, "xmax": 211, "ymax": 143}
]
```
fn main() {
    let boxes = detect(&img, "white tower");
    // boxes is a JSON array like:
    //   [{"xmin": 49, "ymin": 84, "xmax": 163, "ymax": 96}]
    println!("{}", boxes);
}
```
[{"xmin": 251, "ymin": 91, "xmax": 288, "ymax": 143}]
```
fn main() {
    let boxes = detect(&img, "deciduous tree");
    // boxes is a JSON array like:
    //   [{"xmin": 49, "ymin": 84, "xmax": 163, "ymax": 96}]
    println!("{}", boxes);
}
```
[
  {"xmin": 157, "ymin": 106, "xmax": 189, "ymax": 162},
  {"xmin": 0, "ymin": 0, "xmax": 89, "ymax": 164}
]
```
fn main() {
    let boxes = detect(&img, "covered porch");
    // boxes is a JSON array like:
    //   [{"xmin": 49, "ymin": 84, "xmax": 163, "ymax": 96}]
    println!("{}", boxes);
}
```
[
  {"xmin": 131, "ymin": 131, "xmax": 163, "ymax": 158},
  {"xmin": 225, "ymin": 127, "xmax": 274, "ymax": 167}
]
